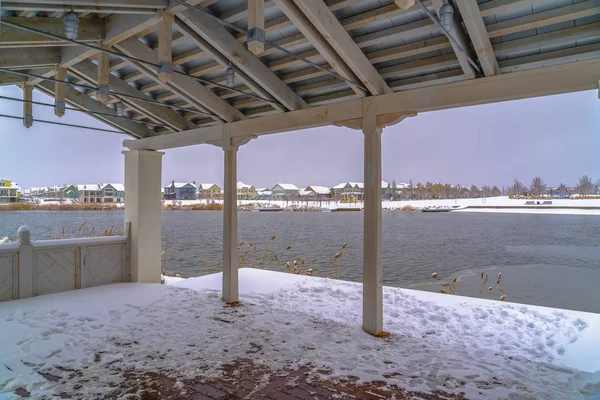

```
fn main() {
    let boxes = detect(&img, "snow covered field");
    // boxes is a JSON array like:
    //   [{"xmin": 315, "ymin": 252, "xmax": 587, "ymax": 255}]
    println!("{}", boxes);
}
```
[
  {"xmin": 1, "ymin": 269, "xmax": 598, "ymax": 399},
  {"xmin": 171, "ymin": 196, "xmax": 600, "ymax": 215}
]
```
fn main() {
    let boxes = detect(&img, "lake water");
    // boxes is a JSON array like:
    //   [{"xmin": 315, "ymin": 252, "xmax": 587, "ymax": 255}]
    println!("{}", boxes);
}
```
[{"xmin": 2, "ymin": 210, "xmax": 599, "ymax": 313}]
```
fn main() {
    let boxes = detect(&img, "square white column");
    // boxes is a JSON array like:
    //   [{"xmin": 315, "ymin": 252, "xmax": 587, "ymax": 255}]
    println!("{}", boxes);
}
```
[{"xmin": 123, "ymin": 149, "xmax": 164, "ymax": 283}]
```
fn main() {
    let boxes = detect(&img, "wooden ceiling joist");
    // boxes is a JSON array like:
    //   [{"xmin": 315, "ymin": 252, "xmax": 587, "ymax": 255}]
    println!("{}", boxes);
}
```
[
  {"xmin": 455, "ymin": 0, "xmax": 499, "ymax": 77},
  {"xmin": 0, "ymin": 17, "xmax": 104, "ymax": 47},
  {"xmin": 0, "ymin": 47, "xmax": 60, "ymax": 68},
  {"xmin": 176, "ymin": 5, "xmax": 308, "ymax": 111},
  {"xmin": 274, "ymin": 0, "xmax": 365, "ymax": 97},
  {"xmin": 293, "ymin": 0, "xmax": 391, "ymax": 96},
  {"xmin": 70, "ymin": 60, "xmax": 196, "ymax": 131},
  {"xmin": 36, "ymin": 80, "xmax": 154, "ymax": 138},
  {"xmin": 432, "ymin": 0, "xmax": 476, "ymax": 79},
  {"xmin": 115, "ymin": 37, "xmax": 246, "ymax": 122}
]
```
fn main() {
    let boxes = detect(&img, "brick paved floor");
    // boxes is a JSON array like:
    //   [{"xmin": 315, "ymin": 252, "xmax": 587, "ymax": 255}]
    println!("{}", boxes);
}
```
[
  {"xmin": 13, "ymin": 359, "xmax": 467, "ymax": 399},
  {"xmin": 108, "ymin": 359, "xmax": 467, "ymax": 400}
]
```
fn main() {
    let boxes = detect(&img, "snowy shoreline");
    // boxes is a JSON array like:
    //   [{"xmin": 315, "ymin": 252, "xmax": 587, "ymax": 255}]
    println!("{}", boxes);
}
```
[{"xmin": 5, "ymin": 196, "xmax": 600, "ymax": 215}]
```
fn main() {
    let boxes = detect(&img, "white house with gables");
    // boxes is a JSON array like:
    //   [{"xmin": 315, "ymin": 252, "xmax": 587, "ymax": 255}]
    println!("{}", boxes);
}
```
[{"xmin": 271, "ymin": 184, "xmax": 300, "ymax": 200}]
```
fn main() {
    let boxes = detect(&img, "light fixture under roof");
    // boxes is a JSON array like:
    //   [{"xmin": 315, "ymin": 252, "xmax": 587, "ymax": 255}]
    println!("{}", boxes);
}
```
[
  {"xmin": 64, "ymin": 12, "xmax": 79, "ymax": 40},
  {"xmin": 438, "ymin": 2, "xmax": 453, "ymax": 32},
  {"xmin": 226, "ymin": 63, "xmax": 235, "ymax": 86}
]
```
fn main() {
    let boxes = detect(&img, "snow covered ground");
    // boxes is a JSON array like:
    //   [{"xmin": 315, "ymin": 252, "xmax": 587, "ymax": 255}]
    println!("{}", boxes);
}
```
[
  {"xmin": 1, "ymin": 269, "xmax": 599, "ymax": 399},
  {"xmin": 170, "ymin": 197, "xmax": 600, "ymax": 215}
]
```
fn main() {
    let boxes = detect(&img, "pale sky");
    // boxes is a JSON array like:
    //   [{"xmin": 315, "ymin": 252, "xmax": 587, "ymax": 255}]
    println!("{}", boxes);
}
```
[{"xmin": 1, "ymin": 85, "xmax": 598, "ymax": 190}]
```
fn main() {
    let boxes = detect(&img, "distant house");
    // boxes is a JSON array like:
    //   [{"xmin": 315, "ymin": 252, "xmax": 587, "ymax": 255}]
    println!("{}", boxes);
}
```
[
  {"xmin": 0, "ymin": 179, "xmax": 20, "ymax": 203},
  {"xmin": 101, "ymin": 183, "xmax": 125, "ymax": 203},
  {"xmin": 198, "ymin": 183, "xmax": 222, "ymax": 200},
  {"xmin": 256, "ymin": 188, "xmax": 271, "ymax": 200},
  {"xmin": 77, "ymin": 184, "xmax": 102, "ymax": 203},
  {"xmin": 271, "ymin": 183, "xmax": 299, "ymax": 200},
  {"xmin": 237, "ymin": 181, "xmax": 258, "ymax": 200},
  {"xmin": 63, "ymin": 185, "xmax": 77, "ymax": 199},
  {"xmin": 164, "ymin": 181, "xmax": 197, "ymax": 200},
  {"xmin": 331, "ymin": 182, "xmax": 363, "ymax": 201},
  {"xmin": 305, "ymin": 185, "xmax": 331, "ymax": 200}
]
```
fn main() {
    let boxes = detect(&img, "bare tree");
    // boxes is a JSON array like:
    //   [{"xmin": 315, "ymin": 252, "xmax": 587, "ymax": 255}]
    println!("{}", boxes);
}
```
[
  {"xmin": 512, "ymin": 179, "xmax": 524, "ymax": 198},
  {"xmin": 577, "ymin": 175, "xmax": 594, "ymax": 197},
  {"xmin": 530, "ymin": 176, "xmax": 546, "ymax": 197}
]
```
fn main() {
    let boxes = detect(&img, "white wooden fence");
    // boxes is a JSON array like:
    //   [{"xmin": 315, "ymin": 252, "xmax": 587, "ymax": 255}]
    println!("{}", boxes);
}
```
[{"xmin": 0, "ymin": 224, "xmax": 130, "ymax": 302}]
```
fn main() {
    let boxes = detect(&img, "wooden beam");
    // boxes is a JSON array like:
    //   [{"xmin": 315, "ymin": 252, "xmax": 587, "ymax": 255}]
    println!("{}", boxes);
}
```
[
  {"xmin": 487, "ymin": 0, "xmax": 600, "ymax": 38},
  {"xmin": 104, "ymin": 13, "xmax": 162, "ymax": 46},
  {"xmin": 157, "ymin": 11, "xmax": 174, "ymax": 83},
  {"xmin": 248, "ymin": 0, "xmax": 265, "ymax": 56},
  {"xmin": 274, "ymin": 0, "xmax": 365, "ymax": 97},
  {"xmin": 0, "ymin": 17, "xmax": 104, "ymax": 47},
  {"xmin": 176, "ymin": 6, "xmax": 308, "ymax": 111},
  {"xmin": 115, "ymin": 37, "xmax": 246, "ymax": 122},
  {"xmin": 173, "ymin": 19, "xmax": 284, "ymax": 112},
  {"xmin": 498, "ymin": 42, "xmax": 600, "ymax": 73},
  {"xmin": 494, "ymin": 22, "xmax": 600, "ymax": 58},
  {"xmin": 294, "ymin": 0, "xmax": 391, "ymax": 95},
  {"xmin": 7, "ymin": 0, "xmax": 167, "ymax": 7},
  {"xmin": 455, "ymin": 0, "xmax": 499, "ymax": 77},
  {"xmin": 54, "ymin": 67, "xmax": 66, "ymax": 117},
  {"xmin": 124, "ymin": 58, "xmax": 600, "ymax": 150},
  {"xmin": 97, "ymin": 46, "xmax": 111, "ymax": 103},
  {"xmin": 394, "ymin": 0, "xmax": 415, "ymax": 9},
  {"xmin": 37, "ymin": 80, "xmax": 153, "ymax": 138},
  {"xmin": 0, "ymin": 71, "xmax": 27, "ymax": 86},
  {"xmin": 70, "ymin": 60, "xmax": 196, "ymax": 131},
  {"xmin": 480, "ymin": 0, "xmax": 552, "ymax": 18},
  {"xmin": 22, "ymin": 84, "xmax": 33, "ymax": 128},
  {"xmin": 432, "ymin": 0, "xmax": 477, "ymax": 79},
  {"xmin": 0, "ymin": 47, "xmax": 60, "ymax": 68}
]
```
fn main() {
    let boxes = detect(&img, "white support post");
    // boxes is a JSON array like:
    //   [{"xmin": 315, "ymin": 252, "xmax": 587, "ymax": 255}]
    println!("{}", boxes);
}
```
[
  {"xmin": 17, "ymin": 226, "xmax": 34, "ymax": 298},
  {"xmin": 222, "ymin": 139, "xmax": 239, "ymax": 304},
  {"xmin": 362, "ymin": 97, "xmax": 386, "ymax": 337},
  {"xmin": 123, "ymin": 149, "xmax": 164, "ymax": 283}
]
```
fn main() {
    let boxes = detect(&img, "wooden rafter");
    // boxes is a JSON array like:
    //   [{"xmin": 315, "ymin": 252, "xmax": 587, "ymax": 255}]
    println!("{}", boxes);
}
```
[
  {"xmin": 293, "ymin": 0, "xmax": 391, "ymax": 95},
  {"xmin": 37, "ymin": 80, "xmax": 154, "ymax": 138},
  {"xmin": 247, "ymin": 0, "xmax": 265, "ymax": 56},
  {"xmin": 173, "ymin": 19, "xmax": 284, "ymax": 112},
  {"xmin": 69, "ymin": 60, "xmax": 196, "ymax": 131},
  {"xmin": 455, "ymin": 0, "xmax": 499, "ymax": 77},
  {"xmin": 176, "ymin": 5, "xmax": 308, "ymax": 111},
  {"xmin": 115, "ymin": 37, "xmax": 246, "ymax": 122},
  {"xmin": 432, "ymin": 0, "xmax": 477, "ymax": 79},
  {"xmin": 0, "ymin": 17, "xmax": 104, "ymax": 47},
  {"xmin": 274, "ymin": 0, "xmax": 365, "ymax": 97}
]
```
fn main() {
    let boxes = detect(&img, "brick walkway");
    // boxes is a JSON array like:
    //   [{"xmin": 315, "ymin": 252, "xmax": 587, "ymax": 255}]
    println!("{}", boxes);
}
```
[
  {"xmin": 109, "ymin": 359, "xmax": 466, "ymax": 400},
  {"xmin": 13, "ymin": 359, "xmax": 467, "ymax": 399}
]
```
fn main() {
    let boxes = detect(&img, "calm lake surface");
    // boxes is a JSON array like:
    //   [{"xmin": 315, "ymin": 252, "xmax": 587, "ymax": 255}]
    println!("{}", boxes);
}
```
[{"xmin": 2, "ymin": 210, "xmax": 599, "ymax": 313}]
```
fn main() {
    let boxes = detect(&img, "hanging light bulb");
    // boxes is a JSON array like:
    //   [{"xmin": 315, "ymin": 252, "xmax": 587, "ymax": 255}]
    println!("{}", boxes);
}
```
[
  {"xmin": 116, "ymin": 102, "xmax": 126, "ymax": 117},
  {"xmin": 64, "ymin": 12, "xmax": 79, "ymax": 40},
  {"xmin": 439, "ymin": 2, "xmax": 454, "ymax": 32},
  {"xmin": 226, "ymin": 65, "xmax": 235, "ymax": 86}
]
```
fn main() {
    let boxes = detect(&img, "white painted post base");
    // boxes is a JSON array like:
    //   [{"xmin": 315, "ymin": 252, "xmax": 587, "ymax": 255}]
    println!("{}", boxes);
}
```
[
  {"xmin": 362, "ymin": 98, "xmax": 386, "ymax": 337},
  {"xmin": 123, "ymin": 149, "xmax": 164, "ymax": 283},
  {"xmin": 17, "ymin": 226, "xmax": 34, "ymax": 298},
  {"xmin": 222, "ymin": 145, "xmax": 239, "ymax": 304}
]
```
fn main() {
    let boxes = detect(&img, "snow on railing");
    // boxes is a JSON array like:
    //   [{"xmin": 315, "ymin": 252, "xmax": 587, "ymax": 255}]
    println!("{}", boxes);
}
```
[{"xmin": 0, "ymin": 223, "xmax": 131, "ymax": 302}]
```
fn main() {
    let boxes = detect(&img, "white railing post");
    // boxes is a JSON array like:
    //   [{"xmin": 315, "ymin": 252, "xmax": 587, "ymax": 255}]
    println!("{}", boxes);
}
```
[{"xmin": 17, "ymin": 226, "xmax": 34, "ymax": 299}]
